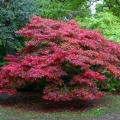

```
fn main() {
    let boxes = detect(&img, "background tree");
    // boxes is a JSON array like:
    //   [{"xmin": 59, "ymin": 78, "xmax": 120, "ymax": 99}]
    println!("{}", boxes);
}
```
[
  {"xmin": 35, "ymin": 0, "xmax": 91, "ymax": 20},
  {"xmin": 0, "ymin": 0, "xmax": 36, "ymax": 66},
  {"xmin": 76, "ymin": 12, "xmax": 120, "ymax": 43},
  {"xmin": 96, "ymin": 0, "xmax": 120, "ymax": 17}
]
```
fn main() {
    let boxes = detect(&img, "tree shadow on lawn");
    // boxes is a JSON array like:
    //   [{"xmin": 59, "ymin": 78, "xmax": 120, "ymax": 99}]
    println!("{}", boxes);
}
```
[{"xmin": 0, "ymin": 92, "xmax": 100, "ymax": 113}]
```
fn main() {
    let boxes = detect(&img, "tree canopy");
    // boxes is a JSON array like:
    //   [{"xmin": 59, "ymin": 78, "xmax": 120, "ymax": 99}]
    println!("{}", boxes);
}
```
[
  {"xmin": 76, "ymin": 12, "xmax": 120, "ymax": 43},
  {"xmin": 96, "ymin": 0, "xmax": 120, "ymax": 17},
  {"xmin": 35, "ymin": 0, "xmax": 91, "ymax": 20},
  {"xmin": 0, "ymin": 0, "xmax": 36, "ymax": 65},
  {"xmin": 0, "ymin": 0, "xmax": 35, "ymax": 51}
]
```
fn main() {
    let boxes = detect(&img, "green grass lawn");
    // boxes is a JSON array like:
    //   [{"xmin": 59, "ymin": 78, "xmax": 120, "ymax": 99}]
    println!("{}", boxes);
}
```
[{"xmin": 0, "ymin": 93, "xmax": 120, "ymax": 120}]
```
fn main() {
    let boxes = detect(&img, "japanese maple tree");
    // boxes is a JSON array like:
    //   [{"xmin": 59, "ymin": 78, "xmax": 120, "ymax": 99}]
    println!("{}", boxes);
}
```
[{"xmin": 0, "ymin": 16, "xmax": 120, "ymax": 101}]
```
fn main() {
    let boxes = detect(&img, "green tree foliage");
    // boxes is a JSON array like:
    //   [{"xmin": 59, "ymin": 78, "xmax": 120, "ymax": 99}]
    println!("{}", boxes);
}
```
[
  {"xmin": 0, "ymin": 0, "xmax": 36, "ymax": 65},
  {"xmin": 35, "ymin": 0, "xmax": 91, "ymax": 20},
  {"xmin": 76, "ymin": 12, "xmax": 120, "ymax": 43},
  {"xmin": 96, "ymin": 0, "xmax": 120, "ymax": 17},
  {"xmin": 0, "ymin": 0, "xmax": 36, "ymax": 54}
]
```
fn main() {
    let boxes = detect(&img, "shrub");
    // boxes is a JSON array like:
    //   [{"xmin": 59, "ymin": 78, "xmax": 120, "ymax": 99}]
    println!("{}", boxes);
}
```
[
  {"xmin": 99, "ymin": 70, "xmax": 120, "ymax": 92},
  {"xmin": 0, "ymin": 16, "xmax": 120, "ymax": 101},
  {"xmin": 76, "ymin": 12, "xmax": 120, "ymax": 92}
]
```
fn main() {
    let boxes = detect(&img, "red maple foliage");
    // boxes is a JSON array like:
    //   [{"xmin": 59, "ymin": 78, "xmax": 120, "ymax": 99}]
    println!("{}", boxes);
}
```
[{"xmin": 0, "ymin": 16, "xmax": 120, "ymax": 101}]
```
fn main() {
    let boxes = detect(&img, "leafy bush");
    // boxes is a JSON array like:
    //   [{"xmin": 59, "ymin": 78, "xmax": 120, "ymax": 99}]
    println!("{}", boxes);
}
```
[
  {"xmin": 0, "ymin": 16, "xmax": 120, "ymax": 101},
  {"xmin": 100, "ymin": 70, "xmax": 120, "ymax": 92},
  {"xmin": 76, "ymin": 12, "xmax": 120, "ymax": 43},
  {"xmin": 105, "ymin": 77, "xmax": 120, "ymax": 92},
  {"xmin": 76, "ymin": 12, "xmax": 120, "ymax": 92}
]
